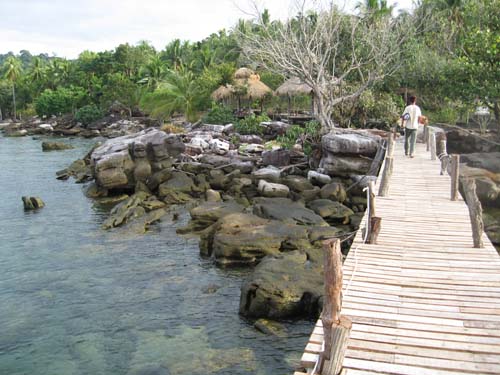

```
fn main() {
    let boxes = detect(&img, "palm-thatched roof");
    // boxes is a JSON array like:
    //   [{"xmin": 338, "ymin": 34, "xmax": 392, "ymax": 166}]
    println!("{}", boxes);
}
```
[
  {"xmin": 275, "ymin": 77, "xmax": 313, "ymax": 96},
  {"xmin": 211, "ymin": 85, "xmax": 234, "ymax": 100},
  {"xmin": 234, "ymin": 67, "xmax": 254, "ymax": 79},
  {"xmin": 212, "ymin": 72, "xmax": 272, "ymax": 101},
  {"xmin": 245, "ymin": 74, "xmax": 272, "ymax": 99}
]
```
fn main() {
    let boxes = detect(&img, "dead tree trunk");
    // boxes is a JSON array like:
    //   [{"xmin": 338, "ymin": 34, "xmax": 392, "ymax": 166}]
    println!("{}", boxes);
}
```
[{"xmin": 462, "ymin": 178, "xmax": 484, "ymax": 248}]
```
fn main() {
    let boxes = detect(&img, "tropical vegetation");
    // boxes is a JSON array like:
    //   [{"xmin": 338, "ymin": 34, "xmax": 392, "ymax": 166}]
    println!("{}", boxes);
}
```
[{"xmin": 0, "ymin": 0, "xmax": 497, "ymax": 134}]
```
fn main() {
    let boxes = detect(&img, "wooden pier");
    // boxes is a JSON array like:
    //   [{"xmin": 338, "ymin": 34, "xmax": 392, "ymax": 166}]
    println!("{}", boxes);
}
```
[{"xmin": 297, "ymin": 140, "xmax": 500, "ymax": 375}]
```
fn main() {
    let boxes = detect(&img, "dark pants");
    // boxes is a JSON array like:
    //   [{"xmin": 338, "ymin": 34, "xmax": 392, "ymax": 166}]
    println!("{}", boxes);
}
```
[{"xmin": 404, "ymin": 128, "xmax": 417, "ymax": 156}]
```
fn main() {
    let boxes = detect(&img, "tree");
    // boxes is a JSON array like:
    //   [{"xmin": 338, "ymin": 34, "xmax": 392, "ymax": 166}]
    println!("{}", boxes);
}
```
[
  {"xmin": 101, "ymin": 72, "xmax": 142, "ymax": 117},
  {"xmin": 240, "ymin": 2, "xmax": 412, "ymax": 130},
  {"xmin": 2, "ymin": 56, "xmax": 22, "ymax": 120},
  {"xmin": 139, "ymin": 55, "xmax": 166, "ymax": 89},
  {"xmin": 140, "ymin": 67, "xmax": 203, "ymax": 123}
]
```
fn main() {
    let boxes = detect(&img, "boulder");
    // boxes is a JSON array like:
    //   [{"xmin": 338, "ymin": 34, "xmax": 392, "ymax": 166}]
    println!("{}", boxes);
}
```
[
  {"xmin": 190, "ymin": 201, "xmax": 246, "ymax": 228},
  {"xmin": 210, "ymin": 213, "xmax": 312, "ymax": 266},
  {"xmin": 483, "ymin": 208, "xmax": 500, "ymax": 246},
  {"xmin": 322, "ymin": 131, "xmax": 380, "ymax": 156},
  {"xmin": 319, "ymin": 154, "xmax": 373, "ymax": 176},
  {"xmin": 101, "ymin": 192, "xmax": 149, "ymax": 229},
  {"xmin": 252, "ymin": 166, "xmax": 281, "ymax": 183},
  {"xmin": 262, "ymin": 121, "xmax": 290, "ymax": 136},
  {"xmin": 41, "ymin": 141, "xmax": 74, "ymax": 151},
  {"xmin": 239, "ymin": 135, "xmax": 263, "ymax": 144},
  {"xmin": 460, "ymin": 166, "xmax": 500, "ymax": 207},
  {"xmin": 307, "ymin": 199, "xmax": 354, "ymax": 224},
  {"xmin": 307, "ymin": 170, "xmax": 332, "ymax": 185},
  {"xmin": 262, "ymin": 149, "xmax": 291, "ymax": 167},
  {"xmin": 209, "ymin": 139, "xmax": 230, "ymax": 155},
  {"xmin": 199, "ymin": 154, "xmax": 231, "ymax": 167},
  {"xmin": 320, "ymin": 182, "xmax": 347, "ymax": 203},
  {"xmin": 240, "ymin": 143, "xmax": 265, "ymax": 153},
  {"xmin": 90, "ymin": 129, "xmax": 184, "ymax": 190},
  {"xmin": 239, "ymin": 250, "xmax": 323, "ymax": 319},
  {"xmin": 206, "ymin": 189, "xmax": 222, "ymax": 202},
  {"xmin": 282, "ymin": 175, "xmax": 314, "ymax": 192},
  {"xmin": 252, "ymin": 197, "xmax": 328, "ymax": 226},
  {"xmin": 22, "ymin": 196, "xmax": 45, "ymax": 210},
  {"xmin": 38, "ymin": 124, "xmax": 54, "ymax": 131},
  {"xmin": 257, "ymin": 180, "xmax": 290, "ymax": 198},
  {"xmin": 158, "ymin": 171, "xmax": 195, "ymax": 203}
]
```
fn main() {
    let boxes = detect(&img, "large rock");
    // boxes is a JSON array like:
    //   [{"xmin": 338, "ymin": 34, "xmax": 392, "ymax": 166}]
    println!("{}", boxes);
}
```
[
  {"xmin": 41, "ymin": 141, "xmax": 74, "ymax": 151},
  {"xmin": 252, "ymin": 166, "xmax": 281, "ymax": 183},
  {"xmin": 158, "ymin": 171, "xmax": 196, "ymax": 203},
  {"xmin": 252, "ymin": 197, "xmax": 328, "ymax": 226},
  {"xmin": 257, "ymin": 180, "xmax": 290, "ymax": 198},
  {"xmin": 322, "ymin": 132, "xmax": 380, "ymax": 156},
  {"xmin": 22, "ymin": 196, "xmax": 45, "ymax": 210},
  {"xmin": 239, "ymin": 250, "xmax": 323, "ymax": 319},
  {"xmin": 307, "ymin": 199, "xmax": 354, "ymax": 224},
  {"xmin": 211, "ymin": 214, "xmax": 312, "ymax": 266},
  {"xmin": 319, "ymin": 155, "xmax": 373, "ymax": 176},
  {"xmin": 320, "ymin": 182, "xmax": 347, "ymax": 202},
  {"xmin": 460, "ymin": 166, "xmax": 500, "ymax": 207},
  {"xmin": 282, "ymin": 175, "xmax": 314, "ymax": 192},
  {"xmin": 101, "ymin": 192, "xmax": 150, "ymax": 229},
  {"xmin": 262, "ymin": 149, "xmax": 291, "ymax": 167},
  {"xmin": 90, "ymin": 129, "xmax": 184, "ymax": 190},
  {"xmin": 190, "ymin": 201, "xmax": 245, "ymax": 227}
]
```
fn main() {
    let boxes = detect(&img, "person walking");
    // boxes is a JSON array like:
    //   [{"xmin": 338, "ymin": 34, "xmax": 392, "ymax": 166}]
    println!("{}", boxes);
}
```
[{"xmin": 400, "ymin": 95, "xmax": 422, "ymax": 158}]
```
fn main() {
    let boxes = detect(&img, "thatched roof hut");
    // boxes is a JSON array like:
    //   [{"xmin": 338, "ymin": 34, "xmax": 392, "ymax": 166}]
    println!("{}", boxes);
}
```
[
  {"xmin": 244, "ymin": 74, "xmax": 272, "ymax": 99},
  {"xmin": 234, "ymin": 67, "xmax": 254, "ymax": 79},
  {"xmin": 211, "ymin": 85, "xmax": 234, "ymax": 101},
  {"xmin": 275, "ymin": 77, "xmax": 313, "ymax": 97}
]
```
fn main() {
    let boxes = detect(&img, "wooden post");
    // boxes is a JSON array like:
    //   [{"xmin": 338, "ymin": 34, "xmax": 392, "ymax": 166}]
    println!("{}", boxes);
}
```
[
  {"xmin": 425, "ymin": 126, "xmax": 430, "ymax": 151},
  {"xmin": 462, "ymin": 178, "xmax": 484, "ymax": 248},
  {"xmin": 430, "ymin": 129, "xmax": 437, "ymax": 161},
  {"xmin": 367, "ymin": 217, "xmax": 382, "ymax": 244},
  {"xmin": 368, "ymin": 181, "xmax": 376, "ymax": 218},
  {"xmin": 387, "ymin": 133, "xmax": 395, "ymax": 158},
  {"xmin": 450, "ymin": 154, "xmax": 460, "ymax": 201},
  {"xmin": 438, "ymin": 139, "xmax": 447, "ymax": 158},
  {"xmin": 378, "ymin": 157, "xmax": 393, "ymax": 197},
  {"xmin": 320, "ymin": 239, "xmax": 352, "ymax": 375}
]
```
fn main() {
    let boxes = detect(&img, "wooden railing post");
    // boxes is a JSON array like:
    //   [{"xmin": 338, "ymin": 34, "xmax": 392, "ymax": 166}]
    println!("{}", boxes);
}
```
[
  {"xmin": 430, "ymin": 129, "xmax": 437, "ymax": 161},
  {"xmin": 366, "ymin": 181, "xmax": 381, "ymax": 244},
  {"xmin": 378, "ymin": 157, "xmax": 393, "ymax": 197},
  {"xmin": 462, "ymin": 178, "xmax": 484, "ymax": 248},
  {"xmin": 450, "ymin": 154, "xmax": 460, "ymax": 201},
  {"xmin": 387, "ymin": 133, "xmax": 395, "ymax": 158},
  {"xmin": 320, "ymin": 239, "xmax": 352, "ymax": 375},
  {"xmin": 425, "ymin": 126, "xmax": 430, "ymax": 151},
  {"xmin": 439, "ymin": 139, "xmax": 448, "ymax": 175}
]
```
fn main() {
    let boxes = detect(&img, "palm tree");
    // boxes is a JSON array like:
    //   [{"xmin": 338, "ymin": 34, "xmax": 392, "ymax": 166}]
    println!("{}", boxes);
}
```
[
  {"xmin": 140, "ymin": 67, "xmax": 202, "ymax": 123},
  {"xmin": 140, "ymin": 55, "xmax": 165, "ymax": 89},
  {"xmin": 356, "ymin": 0, "xmax": 394, "ymax": 18},
  {"xmin": 2, "ymin": 56, "xmax": 22, "ymax": 121}
]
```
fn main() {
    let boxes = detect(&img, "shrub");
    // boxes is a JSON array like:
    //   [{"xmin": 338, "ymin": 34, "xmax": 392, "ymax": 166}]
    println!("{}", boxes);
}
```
[
  {"xmin": 75, "ymin": 104, "xmax": 103, "ymax": 125},
  {"xmin": 203, "ymin": 103, "xmax": 236, "ymax": 125},
  {"xmin": 35, "ymin": 87, "xmax": 86, "ymax": 117},
  {"xmin": 277, "ymin": 120, "xmax": 321, "ymax": 155},
  {"xmin": 235, "ymin": 114, "xmax": 270, "ymax": 135}
]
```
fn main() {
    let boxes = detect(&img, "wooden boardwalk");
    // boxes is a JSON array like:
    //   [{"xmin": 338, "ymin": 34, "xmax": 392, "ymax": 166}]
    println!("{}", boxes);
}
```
[{"xmin": 297, "ymin": 142, "xmax": 500, "ymax": 375}]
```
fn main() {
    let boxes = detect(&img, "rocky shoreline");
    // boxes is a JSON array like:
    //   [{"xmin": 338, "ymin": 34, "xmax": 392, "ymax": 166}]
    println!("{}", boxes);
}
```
[
  {"xmin": 3, "ymin": 115, "xmax": 498, "ymax": 322},
  {"xmin": 48, "ymin": 120, "xmax": 385, "ymax": 321}
]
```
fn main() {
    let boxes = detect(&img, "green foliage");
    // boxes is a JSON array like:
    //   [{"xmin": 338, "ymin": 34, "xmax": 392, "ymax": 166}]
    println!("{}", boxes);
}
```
[
  {"xmin": 277, "ymin": 120, "xmax": 321, "ymax": 155},
  {"xmin": 140, "ymin": 68, "xmax": 204, "ymax": 123},
  {"xmin": 75, "ymin": 104, "xmax": 103, "ymax": 125},
  {"xmin": 355, "ymin": 90, "xmax": 400, "ymax": 127},
  {"xmin": 427, "ymin": 107, "xmax": 460, "ymax": 124},
  {"xmin": 234, "ymin": 114, "xmax": 270, "ymax": 135},
  {"xmin": 35, "ymin": 86, "xmax": 86, "ymax": 117},
  {"xmin": 203, "ymin": 103, "xmax": 236, "ymax": 124},
  {"xmin": 101, "ymin": 72, "xmax": 141, "ymax": 115}
]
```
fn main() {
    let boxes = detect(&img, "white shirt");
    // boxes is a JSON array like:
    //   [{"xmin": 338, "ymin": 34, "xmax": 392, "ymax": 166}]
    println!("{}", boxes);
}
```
[{"xmin": 403, "ymin": 104, "xmax": 422, "ymax": 130}]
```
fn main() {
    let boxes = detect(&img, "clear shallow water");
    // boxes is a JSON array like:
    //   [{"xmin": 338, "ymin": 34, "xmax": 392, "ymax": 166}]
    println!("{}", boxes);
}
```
[{"xmin": 0, "ymin": 135, "xmax": 313, "ymax": 375}]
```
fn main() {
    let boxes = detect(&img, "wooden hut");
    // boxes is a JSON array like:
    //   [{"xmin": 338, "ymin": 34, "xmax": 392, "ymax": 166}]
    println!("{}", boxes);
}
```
[{"xmin": 275, "ymin": 77, "xmax": 315, "ymax": 118}]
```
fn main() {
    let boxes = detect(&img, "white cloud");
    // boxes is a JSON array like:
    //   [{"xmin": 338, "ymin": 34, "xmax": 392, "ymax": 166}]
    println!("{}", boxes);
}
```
[{"xmin": 0, "ymin": 0, "xmax": 415, "ymax": 58}]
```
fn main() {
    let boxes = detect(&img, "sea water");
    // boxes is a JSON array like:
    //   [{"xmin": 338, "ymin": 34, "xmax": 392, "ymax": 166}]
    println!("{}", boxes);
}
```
[{"xmin": 0, "ymin": 134, "xmax": 312, "ymax": 375}]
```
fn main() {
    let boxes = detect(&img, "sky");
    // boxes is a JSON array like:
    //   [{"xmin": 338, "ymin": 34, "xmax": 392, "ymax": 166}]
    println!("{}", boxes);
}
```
[{"xmin": 0, "ymin": 0, "xmax": 415, "ymax": 59}]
